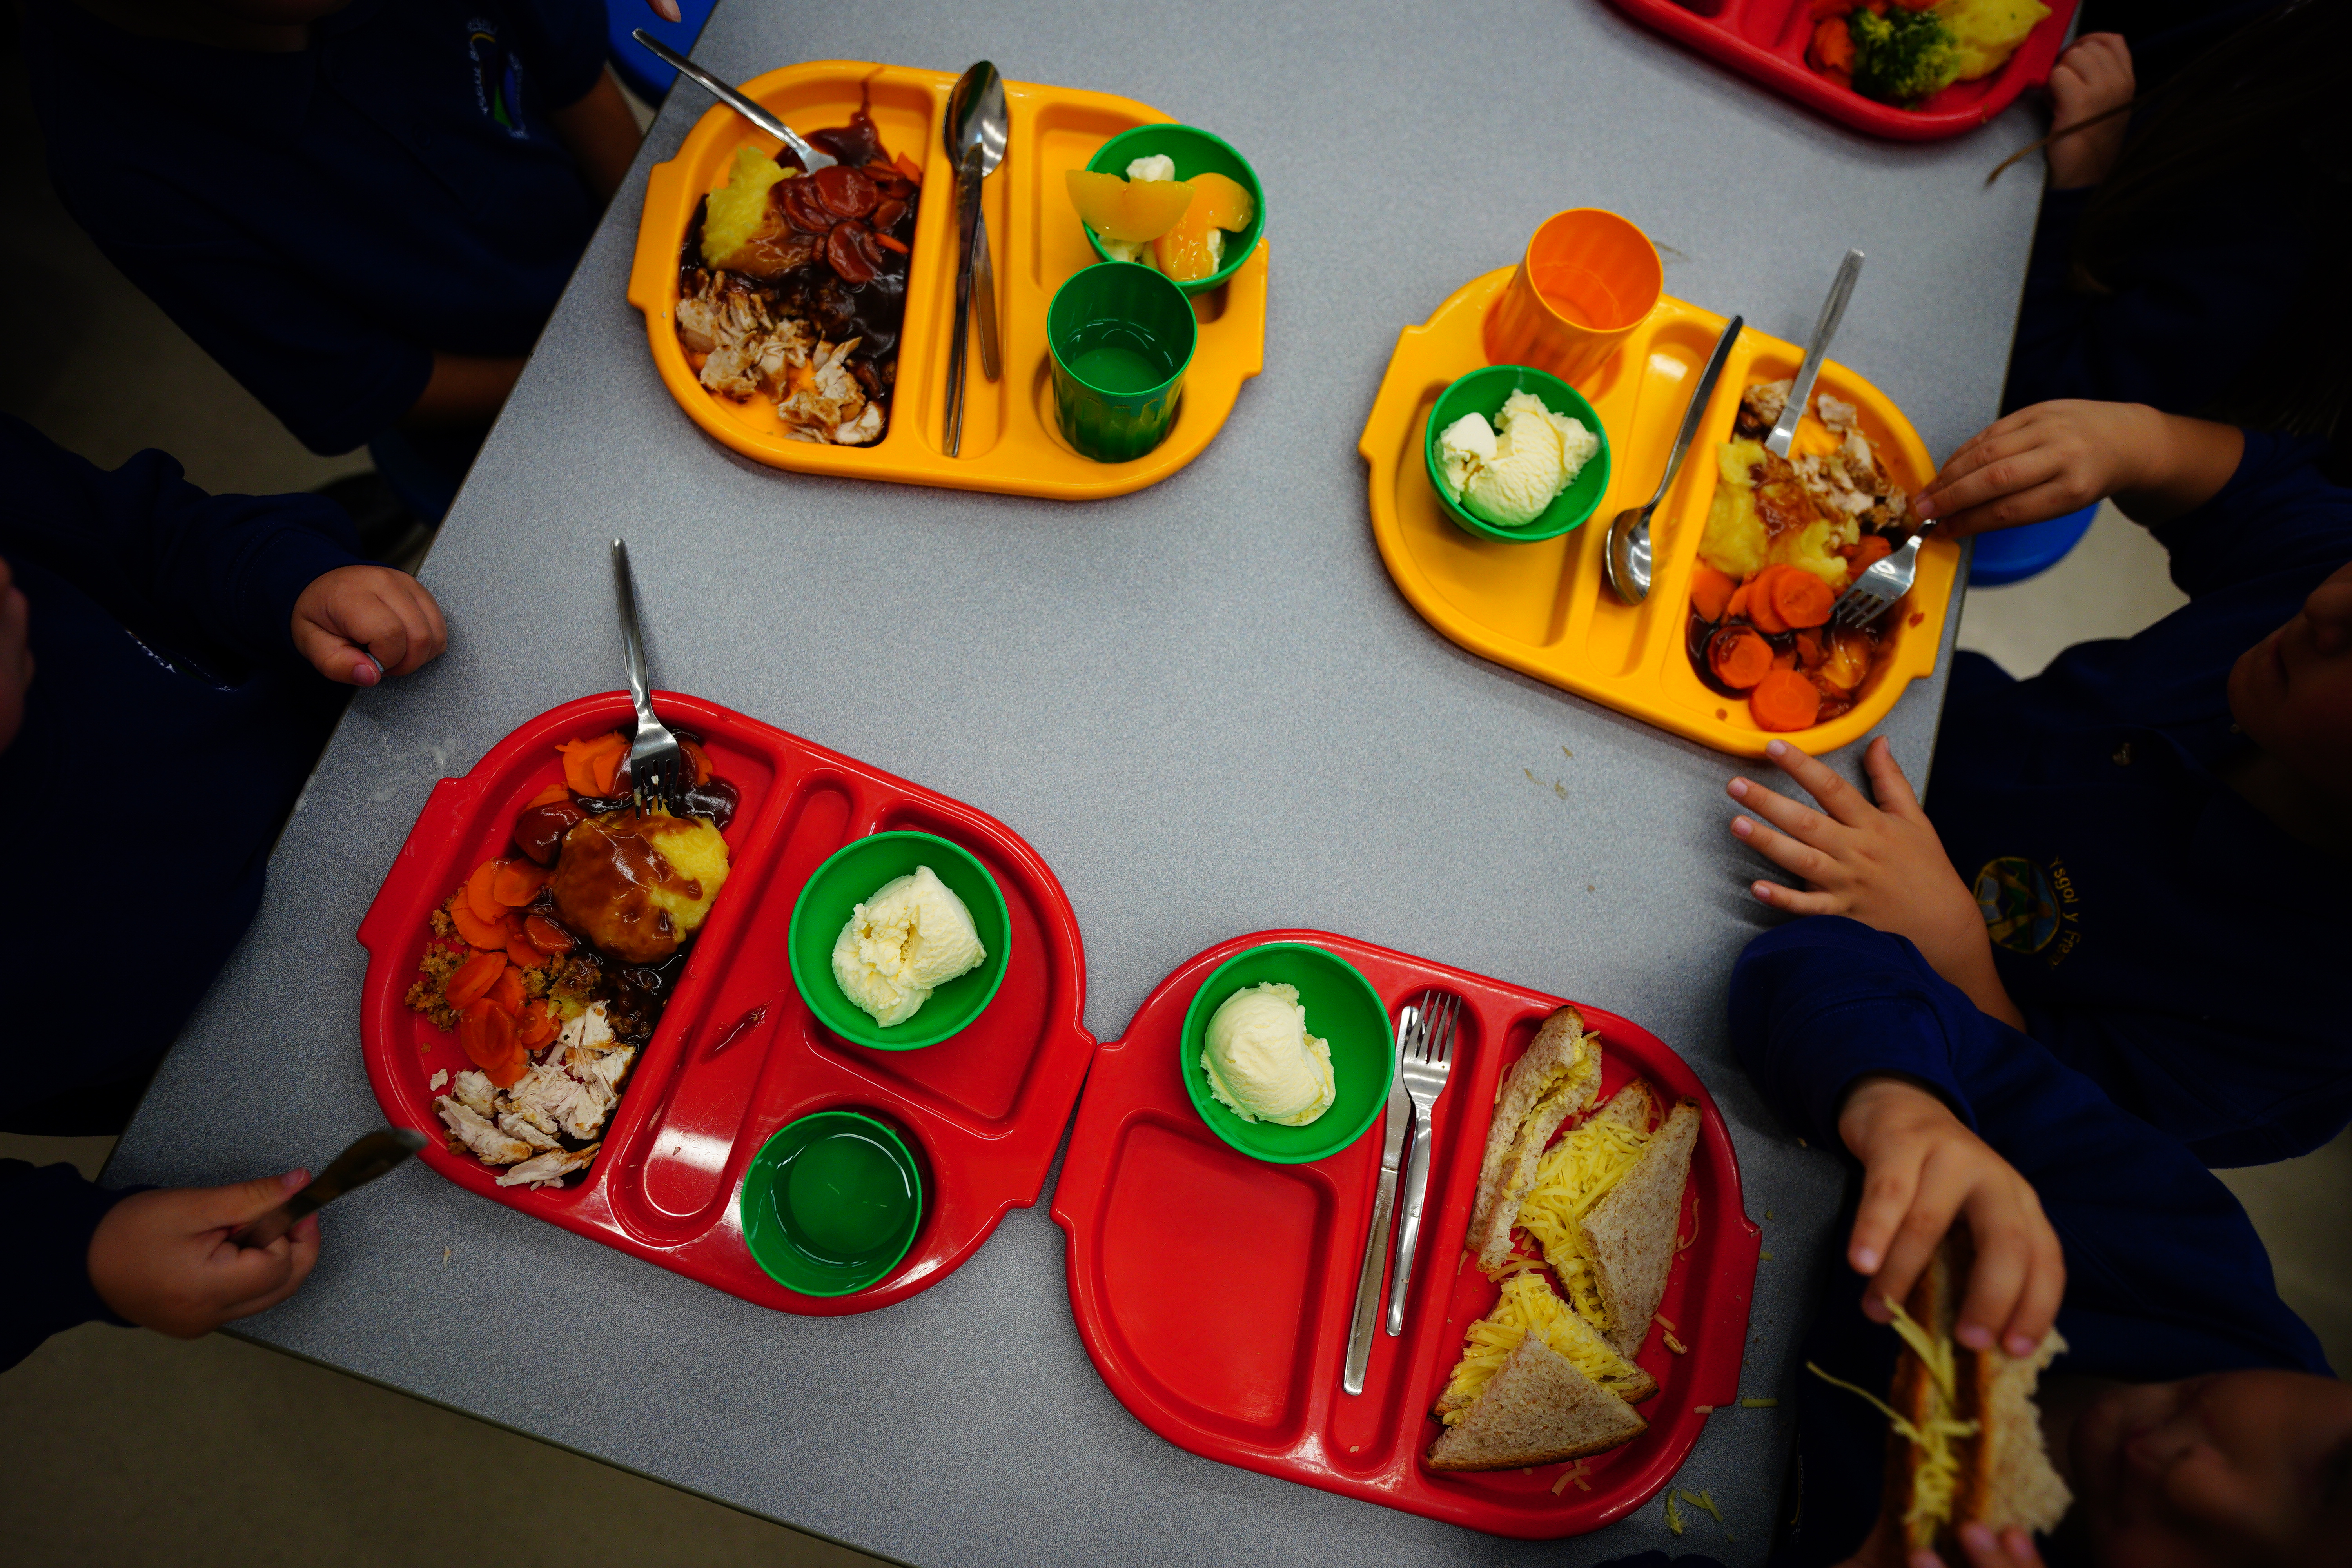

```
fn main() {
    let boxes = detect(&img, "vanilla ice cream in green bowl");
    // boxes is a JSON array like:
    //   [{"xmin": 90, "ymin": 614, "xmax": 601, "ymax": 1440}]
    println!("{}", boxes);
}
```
[
  {"xmin": 1425, "ymin": 365, "xmax": 1611, "ymax": 543},
  {"xmin": 1180, "ymin": 942, "xmax": 1395, "ymax": 1164},
  {"xmin": 788, "ymin": 832, "xmax": 1010, "ymax": 1051}
]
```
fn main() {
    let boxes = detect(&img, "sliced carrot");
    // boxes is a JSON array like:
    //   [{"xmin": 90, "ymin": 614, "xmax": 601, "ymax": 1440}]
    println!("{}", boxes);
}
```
[
  {"xmin": 681, "ymin": 737, "xmax": 713, "ymax": 786},
  {"xmin": 560, "ymin": 740, "xmax": 603, "ymax": 797},
  {"xmin": 458, "ymin": 1000, "xmax": 524, "ymax": 1088},
  {"xmin": 559, "ymin": 733, "xmax": 626, "ymax": 798},
  {"xmin": 446, "ymin": 950, "xmax": 506, "ymax": 1011},
  {"xmin": 872, "ymin": 232, "xmax": 910, "ymax": 255},
  {"xmin": 486, "ymin": 965, "xmax": 526, "ymax": 1018},
  {"xmin": 1771, "ymin": 646, "xmax": 1799, "ymax": 672},
  {"xmin": 464, "ymin": 860, "xmax": 508, "ymax": 925},
  {"xmin": 1708, "ymin": 626, "xmax": 1775, "ymax": 690},
  {"xmin": 1689, "ymin": 564, "xmax": 1739, "ymax": 623},
  {"xmin": 1751, "ymin": 669, "xmax": 1824, "ymax": 732},
  {"xmin": 1807, "ymin": 15, "xmax": 1857, "ymax": 71},
  {"xmin": 450, "ymin": 899, "xmax": 510, "ymax": 951},
  {"xmin": 505, "ymin": 930, "xmax": 549, "ymax": 970},
  {"xmin": 492, "ymin": 860, "xmax": 549, "ymax": 907},
  {"xmin": 518, "ymin": 1001, "xmax": 560, "ymax": 1049},
  {"xmin": 1725, "ymin": 581, "xmax": 1754, "ymax": 621},
  {"xmin": 528, "ymin": 782, "xmax": 572, "ymax": 808},
  {"xmin": 1746, "ymin": 567, "xmax": 1794, "ymax": 635},
  {"xmin": 1795, "ymin": 628, "xmax": 1826, "ymax": 668},
  {"xmin": 1849, "ymin": 534, "xmax": 1894, "ymax": 572},
  {"xmin": 593, "ymin": 740, "xmax": 626, "ymax": 797},
  {"xmin": 892, "ymin": 151, "xmax": 924, "ymax": 185},
  {"xmin": 1769, "ymin": 567, "xmax": 1836, "ymax": 630},
  {"xmin": 524, "ymin": 913, "xmax": 575, "ymax": 955}
]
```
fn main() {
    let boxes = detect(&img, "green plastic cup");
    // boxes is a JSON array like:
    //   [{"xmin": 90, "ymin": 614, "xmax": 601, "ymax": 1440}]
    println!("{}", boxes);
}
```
[
  {"xmin": 1179, "ymin": 942, "xmax": 1396, "ymax": 1165},
  {"xmin": 738, "ymin": 1111, "xmax": 923, "ymax": 1297},
  {"xmin": 1423, "ymin": 364, "xmax": 1613, "ymax": 543},
  {"xmin": 787, "ymin": 831, "xmax": 1011, "ymax": 1051},
  {"xmin": 1082, "ymin": 123, "xmax": 1266, "ymax": 296},
  {"xmin": 1047, "ymin": 262, "xmax": 1198, "ymax": 463}
]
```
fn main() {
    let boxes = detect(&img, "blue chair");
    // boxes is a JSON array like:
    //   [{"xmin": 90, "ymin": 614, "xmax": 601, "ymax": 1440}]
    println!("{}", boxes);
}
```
[
  {"xmin": 1967, "ymin": 501, "xmax": 2099, "ymax": 587},
  {"xmin": 607, "ymin": 0, "xmax": 717, "ymax": 105}
]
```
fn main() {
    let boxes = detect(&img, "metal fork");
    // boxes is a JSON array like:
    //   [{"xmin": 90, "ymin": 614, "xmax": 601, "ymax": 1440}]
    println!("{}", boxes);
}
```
[
  {"xmin": 1829, "ymin": 517, "xmax": 1938, "ymax": 628},
  {"xmin": 1385, "ymin": 990, "xmax": 1459, "ymax": 1336},
  {"xmin": 610, "ymin": 539, "xmax": 686, "ymax": 812}
]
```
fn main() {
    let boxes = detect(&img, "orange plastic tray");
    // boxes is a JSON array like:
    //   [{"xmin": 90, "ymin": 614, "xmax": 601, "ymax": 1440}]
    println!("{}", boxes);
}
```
[
  {"xmin": 628, "ymin": 61, "xmax": 1267, "ymax": 499},
  {"xmin": 1361, "ymin": 270, "xmax": 1959, "ymax": 757}
]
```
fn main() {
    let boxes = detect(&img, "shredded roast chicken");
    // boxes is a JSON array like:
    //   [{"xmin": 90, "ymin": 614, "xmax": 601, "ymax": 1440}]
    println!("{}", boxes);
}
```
[
  {"xmin": 432, "ymin": 1003, "xmax": 635, "ymax": 1188},
  {"xmin": 675, "ymin": 272, "xmax": 883, "ymax": 446}
]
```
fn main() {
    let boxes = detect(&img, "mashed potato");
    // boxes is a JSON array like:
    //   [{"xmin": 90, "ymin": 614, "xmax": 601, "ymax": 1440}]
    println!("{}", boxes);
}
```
[
  {"xmin": 701, "ymin": 146, "xmax": 791, "ymax": 271},
  {"xmin": 551, "ymin": 811, "xmax": 731, "ymax": 964},
  {"xmin": 1936, "ymin": 0, "xmax": 2051, "ymax": 81}
]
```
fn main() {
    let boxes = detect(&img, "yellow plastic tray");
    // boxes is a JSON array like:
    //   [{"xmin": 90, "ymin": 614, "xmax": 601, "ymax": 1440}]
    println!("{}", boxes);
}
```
[
  {"xmin": 628, "ymin": 61, "xmax": 1267, "ymax": 499},
  {"xmin": 1360, "ymin": 269, "xmax": 1958, "ymax": 758}
]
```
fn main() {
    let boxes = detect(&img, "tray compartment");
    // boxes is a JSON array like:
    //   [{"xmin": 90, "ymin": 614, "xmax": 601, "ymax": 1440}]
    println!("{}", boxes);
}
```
[
  {"xmin": 361, "ymin": 693, "xmax": 1095, "ymax": 1316},
  {"xmin": 1363, "ymin": 277, "xmax": 1957, "ymax": 757},
  {"xmin": 1053, "ymin": 931, "xmax": 1760, "ymax": 1538}
]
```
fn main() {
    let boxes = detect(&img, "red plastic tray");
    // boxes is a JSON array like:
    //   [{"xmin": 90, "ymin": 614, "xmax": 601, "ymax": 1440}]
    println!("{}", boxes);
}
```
[
  {"xmin": 1052, "ymin": 931, "xmax": 1761, "ymax": 1538},
  {"xmin": 359, "ymin": 692, "xmax": 1094, "ymax": 1315},
  {"xmin": 1605, "ymin": 0, "xmax": 2080, "ymax": 142}
]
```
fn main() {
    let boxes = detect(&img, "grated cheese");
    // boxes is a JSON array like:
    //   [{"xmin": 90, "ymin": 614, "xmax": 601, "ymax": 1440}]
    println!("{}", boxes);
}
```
[
  {"xmin": 1663, "ymin": 1330, "xmax": 1690, "ymax": 1355},
  {"xmin": 1807, "ymin": 1311, "xmax": 1982, "ymax": 1550},
  {"xmin": 1677, "ymin": 1488, "xmax": 1725, "ymax": 1524},
  {"xmin": 1664, "ymin": 1490, "xmax": 1685, "ymax": 1535},
  {"xmin": 1436, "ymin": 1272, "xmax": 1650, "ymax": 1424},
  {"xmin": 1513, "ymin": 1116, "xmax": 1653, "ymax": 1335}
]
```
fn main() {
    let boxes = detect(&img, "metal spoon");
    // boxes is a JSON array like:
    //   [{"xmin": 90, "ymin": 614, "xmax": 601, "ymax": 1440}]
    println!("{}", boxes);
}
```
[
  {"xmin": 1605, "ymin": 314, "xmax": 1744, "ymax": 605},
  {"xmin": 947, "ymin": 63, "xmax": 1007, "ymax": 387},
  {"xmin": 630, "ymin": 30, "xmax": 835, "ymax": 173},
  {"xmin": 1766, "ymin": 249, "xmax": 1864, "ymax": 459},
  {"xmin": 229, "ymin": 1128, "xmax": 427, "ymax": 1250}
]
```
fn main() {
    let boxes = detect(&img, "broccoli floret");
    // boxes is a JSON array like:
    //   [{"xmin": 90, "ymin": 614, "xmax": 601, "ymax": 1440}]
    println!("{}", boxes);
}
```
[{"xmin": 1847, "ymin": 7, "xmax": 1962, "ymax": 105}]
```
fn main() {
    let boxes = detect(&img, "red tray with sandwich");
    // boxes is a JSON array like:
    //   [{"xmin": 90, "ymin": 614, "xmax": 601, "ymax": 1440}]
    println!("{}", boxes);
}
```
[
  {"xmin": 358, "ymin": 691, "xmax": 1094, "ymax": 1314},
  {"xmin": 1051, "ymin": 930, "xmax": 1761, "ymax": 1537},
  {"xmin": 1604, "ymin": 0, "xmax": 2080, "ymax": 142}
]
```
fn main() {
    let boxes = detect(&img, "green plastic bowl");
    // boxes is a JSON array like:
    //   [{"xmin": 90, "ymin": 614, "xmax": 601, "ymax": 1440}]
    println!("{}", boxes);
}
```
[
  {"xmin": 1423, "ymin": 365, "xmax": 1613, "ymax": 543},
  {"xmin": 1180, "ymin": 942, "xmax": 1395, "ymax": 1165},
  {"xmin": 738, "ymin": 1111, "xmax": 923, "ymax": 1297},
  {"xmin": 788, "ymin": 831, "xmax": 1011, "ymax": 1051},
  {"xmin": 1082, "ymin": 124, "xmax": 1265, "ymax": 296}
]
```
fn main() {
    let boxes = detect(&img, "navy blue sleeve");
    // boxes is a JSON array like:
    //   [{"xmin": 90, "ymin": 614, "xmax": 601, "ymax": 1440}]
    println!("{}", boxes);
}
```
[
  {"xmin": 0, "ymin": 416, "xmax": 363, "ymax": 667},
  {"xmin": 1730, "ymin": 918, "xmax": 2327, "ymax": 1382},
  {"xmin": 2149, "ymin": 427, "xmax": 2352, "ymax": 601},
  {"xmin": 512, "ymin": 0, "xmax": 613, "ymax": 109},
  {"xmin": 2, "ymin": 1160, "xmax": 133, "ymax": 1371}
]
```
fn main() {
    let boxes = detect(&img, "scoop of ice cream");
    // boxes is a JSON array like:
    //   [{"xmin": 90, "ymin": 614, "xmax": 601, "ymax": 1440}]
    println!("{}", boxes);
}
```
[
  {"xmin": 1443, "ymin": 390, "xmax": 1600, "ymax": 527},
  {"xmin": 1201, "ymin": 982, "xmax": 1335, "ymax": 1127},
  {"xmin": 830, "ymin": 865, "xmax": 988, "ymax": 1028}
]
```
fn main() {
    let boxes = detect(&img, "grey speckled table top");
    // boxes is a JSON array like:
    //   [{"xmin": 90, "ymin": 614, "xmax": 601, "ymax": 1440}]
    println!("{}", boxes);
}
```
[{"xmin": 110, "ymin": 2, "xmax": 2046, "ymax": 1562}]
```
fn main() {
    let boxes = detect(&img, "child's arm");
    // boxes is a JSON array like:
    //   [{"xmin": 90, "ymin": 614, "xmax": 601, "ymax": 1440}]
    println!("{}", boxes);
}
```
[
  {"xmin": 548, "ymin": 67, "xmax": 643, "ymax": 206},
  {"xmin": 1727, "ymin": 735, "xmax": 2024, "ymax": 1029},
  {"xmin": 401, "ymin": 352, "xmax": 527, "ymax": 429},
  {"xmin": 1912, "ymin": 401, "xmax": 2245, "ymax": 536}
]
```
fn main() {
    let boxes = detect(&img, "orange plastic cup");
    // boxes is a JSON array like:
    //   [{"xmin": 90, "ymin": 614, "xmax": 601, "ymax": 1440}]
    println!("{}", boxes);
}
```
[{"xmin": 1482, "ymin": 209, "xmax": 1662, "ymax": 387}]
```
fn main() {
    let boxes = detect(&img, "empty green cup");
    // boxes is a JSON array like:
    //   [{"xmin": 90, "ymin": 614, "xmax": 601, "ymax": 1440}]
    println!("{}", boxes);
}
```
[
  {"xmin": 1047, "ymin": 262, "xmax": 1197, "ymax": 463},
  {"xmin": 739, "ymin": 1111, "xmax": 923, "ymax": 1297}
]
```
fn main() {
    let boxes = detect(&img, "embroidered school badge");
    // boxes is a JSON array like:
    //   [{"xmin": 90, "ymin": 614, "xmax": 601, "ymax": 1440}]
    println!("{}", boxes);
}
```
[{"xmin": 1973, "ymin": 856, "xmax": 2058, "ymax": 955}]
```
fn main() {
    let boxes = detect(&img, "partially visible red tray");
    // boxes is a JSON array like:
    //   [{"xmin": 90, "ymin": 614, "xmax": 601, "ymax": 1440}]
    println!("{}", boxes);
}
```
[
  {"xmin": 359, "ymin": 692, "xmax": 1093, "ymax": 1315},
  {"xmin": 1051, "ymin": 931, "xmax": 1760, "ymax": 1538},
  {"xmin": 1605, "ymin": 0, "xmax": 2079, "ymax": 142}
]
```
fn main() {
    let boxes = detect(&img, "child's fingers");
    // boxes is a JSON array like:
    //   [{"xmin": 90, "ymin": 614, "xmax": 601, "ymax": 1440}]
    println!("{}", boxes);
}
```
[
  {"xmin": 1848, "ymin": 1149, "xmax": 1924, "ymax": 1291},
  {"xmin": 1936, "ymin": 477, "xmax": 2095, "ymax": 541},
  {"xmin": 2000, "ymin": 1205, "xmax": 2066, "ymax": 1357},
  {"xmin": 1860, "ymin": 737, "xmax": 1924, "ymax": 818},
  {"xmin": 1869, "ymin": 1166, "xmax": 1965, "ymax": 1327},
  {"xmin": 1951, "ymin": 1194, "xmax": 2033, "ymax": 1352},
  {"xmin": 1916, "ymin": 435, "xmax": 2063, "ymax": 524},
  {"xmin": 1749, "ymin": 880, "xmax": 1843, "ymax": 915},
  {"xmin": 1732, "ymin": 815, "xmax": 1841, "ymax": 889},
  {"xmin": 1764, "ymin": 739, "xmax": 1876, "ymax": 827},
  {"xmin": 1957, "ymin": 1524, "xmax": 2044, "ymax": 1568},
  {"xmin": 1729, "ymin": 775, "xmax": 1849, "ymax": 848}
]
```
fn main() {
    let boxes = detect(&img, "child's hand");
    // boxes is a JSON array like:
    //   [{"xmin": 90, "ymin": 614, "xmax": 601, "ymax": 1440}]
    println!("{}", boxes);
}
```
[
  {"xmin": 87, "ymin": 1170, "xmax": 323, "ymax": 1339},
  {"xmin": 1913, "ymin": 401, "xmax": 2161, "ymax": 537},
  {"xmin": 291, "ymin": 565, "xmax": 448, "ymax": 687},
  {"xmin": 0, "ymin": 557, "xmax": 31, "ymax": 753},
  {"xmin": 1834, "ymin": 1514, "xmax": 2049, "ymax": 1568},
  {"xmin": 1728, "ymin": 737, "xmax": 2021, "ymax": 1027},
  {"xmin": 1838, "ymin": 1075, "xmax": 2065, "ymax": 1360},
  {"xmin": 2045, "ymin": 33, "xmax": 2134, "ymax": 190}
]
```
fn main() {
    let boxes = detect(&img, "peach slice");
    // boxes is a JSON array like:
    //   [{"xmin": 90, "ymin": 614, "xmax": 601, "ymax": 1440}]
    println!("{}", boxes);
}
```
[
  {"xmin": 1066, "ymin": 169, "xmax": 1194, "ymax": 244},
  {"xmin": 1153, "ymin": 198, "xmax": 1220, "ymax": 281},
  {"xmin": 1184, "ymin": 171, "xmax": 1254, "ymax": 232}
]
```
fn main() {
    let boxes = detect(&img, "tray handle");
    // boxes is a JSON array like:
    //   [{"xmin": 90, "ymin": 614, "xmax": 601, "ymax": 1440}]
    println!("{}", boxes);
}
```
[
  {"xmin": 355, "ymin": 772, "xmax": 489, "ymax": 957},
  {"xmin": 628, "ymin": 157, "xmax": 691, "ymax": 318}
]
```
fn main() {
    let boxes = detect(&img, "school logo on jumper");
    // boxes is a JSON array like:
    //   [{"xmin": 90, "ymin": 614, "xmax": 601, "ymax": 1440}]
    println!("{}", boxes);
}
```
[
  {"xmin": 466, "ymin": 20, "xmax": 528, "ymax": 137},
  {"xmin": 1974, "ymin": 855, "xmax": 2082, "ymax": 965}
]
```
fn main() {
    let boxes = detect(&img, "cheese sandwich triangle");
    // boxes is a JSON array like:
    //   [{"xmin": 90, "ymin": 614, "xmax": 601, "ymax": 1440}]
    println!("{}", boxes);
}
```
[
  {"xmin": 1425, "ymin": 1330, "xmax": 1649, "ymax": 1472},
  {"xmin": 1581, "ymin": 1097, "xmax": 1700, "ymax": 1358},
  {"xmin": 1433, "ymin": 1270, "xmax": 1659, "ymax": 1422},
  {"xmin": 1466, "ymin": 1007, "xmax": 1603, "ymax": 1270}
]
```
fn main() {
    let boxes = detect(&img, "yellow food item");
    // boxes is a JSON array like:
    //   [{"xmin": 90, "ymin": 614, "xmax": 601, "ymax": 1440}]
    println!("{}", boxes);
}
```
[
  {"xmin": 1886, "ymin": 1299, "xmax": 1981, "ymax": 1543},
  {"xmin": 1184, "ymin": 171, "xmax": 1255, "ymax": 232},
  {"xmin": 702, "ymin": 146, "xmax": 792, "ymax": 270},
  {"xmin": 1514, "ymin": 1115, "xmax": 1654, "ymax": 1338},
  {"xmin": 1700, "ymin": 438, "xmax": 1858, "ymax": 588},
  {"xmin": 1154, "ymin": 196, "xmax": 1220, "ymax": 281},
  {"xmin": 550, "ymin": 811, "xmax": 731, "ymax": 964},
  {"xmin": 1437, "ymin": 1274, "xmax": 1650, "ymax": 1424},
  {"xmin": 1935, "ymin": 0, "xmax": 2051, "ymax": 81},
  {"xmin": 1700, "ymin": 441, "xmax": 1770, "ymax": 581},
  {"xmin": 1065, "ymin": 168, "xmax": 1194, "ymax": 243}
]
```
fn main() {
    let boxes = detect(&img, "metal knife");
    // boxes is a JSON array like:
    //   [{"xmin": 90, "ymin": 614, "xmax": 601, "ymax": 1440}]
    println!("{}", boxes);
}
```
[
  {"xmin": 1343, "ymin": 1005, "xmax": 1417, "ymax": 1396},
  {"xmin": 229, "ymin": 1128, "xmax": 428, "ymax": 1250},
  {"xmin": 1766, "ymin": 248, "xmax": 1865, "ymax": 459}
]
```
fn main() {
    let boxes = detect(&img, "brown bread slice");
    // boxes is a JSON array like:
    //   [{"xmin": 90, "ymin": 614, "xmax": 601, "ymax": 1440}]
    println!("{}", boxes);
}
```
[
  {"xmin": 1465, "ymin": 1009, "xmax": 1602, "ymax": 1270},
  {"xmin": 1424, "ymin": 1332, "xmax": 1648, "ymax": 1471},
  {"xmin": 1580, "ymin": 1098, "xmax": 1699, "ymax": 1357}
]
